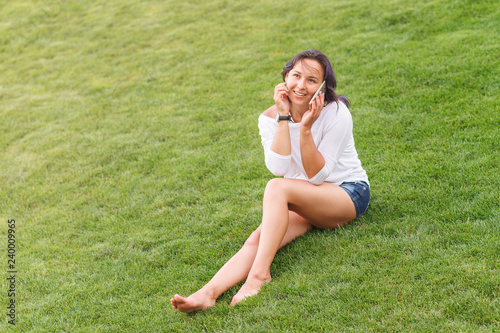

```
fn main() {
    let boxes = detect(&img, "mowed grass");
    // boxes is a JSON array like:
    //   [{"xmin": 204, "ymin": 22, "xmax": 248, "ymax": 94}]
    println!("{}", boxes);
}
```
[{"xmin": 0, "ymin": 0, "xmax": 499, "ymax": 331}]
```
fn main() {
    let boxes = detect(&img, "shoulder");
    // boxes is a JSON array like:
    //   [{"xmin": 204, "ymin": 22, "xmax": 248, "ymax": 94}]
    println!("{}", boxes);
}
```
[
  {"xmin": 258, "ymin": 106, "xmax": 277, "ymax": 132},
  {"xmin": 323, "ymin": 101, "xmax": 351, "ymax": 120},
  {"xmin": 320, "ymin": 101, "xmax": 353, "ymax": 129},
  {"xmin": 261, "ymin": 105, "xmax": 277, "ymax": 119}
]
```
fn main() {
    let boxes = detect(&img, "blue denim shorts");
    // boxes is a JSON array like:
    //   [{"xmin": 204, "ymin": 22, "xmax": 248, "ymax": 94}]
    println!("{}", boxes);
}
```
[{"xmin": 339, "ymin": 181, "xmax": 370, "ymax": 218}]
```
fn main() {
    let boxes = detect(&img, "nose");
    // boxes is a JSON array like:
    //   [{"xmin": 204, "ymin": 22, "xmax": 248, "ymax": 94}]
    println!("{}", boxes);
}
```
[{"xmin": 296, "ymin": 79, "xmax": 306, "ymax": 90}]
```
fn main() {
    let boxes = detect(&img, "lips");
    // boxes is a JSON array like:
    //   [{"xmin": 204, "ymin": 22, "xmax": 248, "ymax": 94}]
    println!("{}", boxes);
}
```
[{"xmin": 293, "ymin": 91, "xmax": 306, "ymax": 97}]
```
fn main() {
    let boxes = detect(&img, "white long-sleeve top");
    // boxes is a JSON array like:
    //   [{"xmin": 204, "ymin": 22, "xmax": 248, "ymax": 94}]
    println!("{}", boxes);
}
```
[{"xmin": 258, "ymin": 102, "xmax": 369, "ymax": 186}]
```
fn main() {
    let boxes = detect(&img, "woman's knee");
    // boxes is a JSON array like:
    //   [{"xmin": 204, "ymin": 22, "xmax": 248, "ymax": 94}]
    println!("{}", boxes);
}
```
[{"xmin": 264, "ymin": 178, "xmax": 288, "ymax": 197}]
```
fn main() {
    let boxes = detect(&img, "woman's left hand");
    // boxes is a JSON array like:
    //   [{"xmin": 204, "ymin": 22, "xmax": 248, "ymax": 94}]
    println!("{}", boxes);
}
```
[{"xmin": 301, "ymin": 91, "xmax": 325, "ymax": 130}]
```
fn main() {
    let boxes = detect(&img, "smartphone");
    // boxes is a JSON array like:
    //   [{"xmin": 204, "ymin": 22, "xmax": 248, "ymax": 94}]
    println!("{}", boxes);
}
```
[{"xmin": 309, "ymin": 81, "xmax": 326, "ymax": 105}]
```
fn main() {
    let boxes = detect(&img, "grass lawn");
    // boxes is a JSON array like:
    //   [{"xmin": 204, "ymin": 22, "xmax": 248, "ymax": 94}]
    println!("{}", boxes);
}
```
[{"xmin": 1, "ymin": 0, "xmax": 499, "ymax": 331}]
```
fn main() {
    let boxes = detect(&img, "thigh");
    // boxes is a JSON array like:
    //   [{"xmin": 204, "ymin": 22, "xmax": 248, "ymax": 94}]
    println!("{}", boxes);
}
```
[{"xmin": 264, "ymin": 178, "xmax": 356, "ymax": 229}]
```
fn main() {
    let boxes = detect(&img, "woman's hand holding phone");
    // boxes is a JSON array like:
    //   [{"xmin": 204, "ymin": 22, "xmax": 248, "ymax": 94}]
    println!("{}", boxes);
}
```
[
  {"xmin": 274, "ymin": 83, "xmax": 290, "ymax": 116},
  {"xmin": 302, "ymin": 90, "xmax": 325, "ymax": 130}
]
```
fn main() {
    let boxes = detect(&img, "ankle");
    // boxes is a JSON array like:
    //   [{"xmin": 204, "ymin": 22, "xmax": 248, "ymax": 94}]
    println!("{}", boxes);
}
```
[
  {"xmin": 197, "ymin": 287, "xmax": 218, "ymax": 302},
  {"xmin": 248, "ymin": 270, "xmax": 272, "ymax": 283}
]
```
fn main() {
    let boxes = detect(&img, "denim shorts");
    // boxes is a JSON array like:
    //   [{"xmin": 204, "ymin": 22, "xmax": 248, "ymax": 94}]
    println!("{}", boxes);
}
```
[{"xmin": 339, "ymin": 181, "xmax": 370, "ymax": 218}]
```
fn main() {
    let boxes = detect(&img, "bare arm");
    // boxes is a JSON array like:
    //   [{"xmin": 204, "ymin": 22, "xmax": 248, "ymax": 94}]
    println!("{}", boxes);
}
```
[
  {"xmin": 269, "ymin": 83, "xmax": 292, "ymax": 156},
  {"xmin": 300, "ymin": 92, "xmax": 326, "ymax": 179}
]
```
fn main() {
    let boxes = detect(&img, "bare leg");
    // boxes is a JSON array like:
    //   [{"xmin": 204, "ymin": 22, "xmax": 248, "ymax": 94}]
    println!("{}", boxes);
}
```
[
  {"xmin": 171, "ymin": 211, "xmax": 312, "ymax": 313},
  {"xmin": 229, "ymin": 179, "xmax": 291, "ymax": 305},
  {"xmin": 230, "ymin": 178, "xmax": 356, "ymax": 305}
]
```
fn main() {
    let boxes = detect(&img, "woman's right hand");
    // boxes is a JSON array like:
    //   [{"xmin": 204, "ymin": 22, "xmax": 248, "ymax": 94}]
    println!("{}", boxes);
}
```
[{"xmin": 274, "ymin": 83, "xmax": 290, "ymax": 116}]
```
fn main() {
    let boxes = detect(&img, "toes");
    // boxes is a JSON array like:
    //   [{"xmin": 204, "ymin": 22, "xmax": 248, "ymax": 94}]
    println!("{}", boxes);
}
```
[
  {"xmin": 230, "ymin": 293, "xmax": 249, "ymax": 306},
  {"xmin": 173, "ymin": 294, "xmax": 184, "ymax": 303}
]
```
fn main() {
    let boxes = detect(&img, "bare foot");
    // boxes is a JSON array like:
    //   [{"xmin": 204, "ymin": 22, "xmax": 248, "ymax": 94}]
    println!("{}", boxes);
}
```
[
  {"xmin": 170, "ymin": 290, "xmax": 216, "ymax": 313},
  {"xmin": 230, "ymin": 275, "xmax": 271, "ymax": 306}
]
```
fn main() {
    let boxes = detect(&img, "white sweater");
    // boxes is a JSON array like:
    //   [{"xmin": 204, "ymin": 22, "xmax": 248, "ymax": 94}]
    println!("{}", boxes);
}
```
[{"xmin": 258, "ymin": 102, "xmax": 369, "ymax": 186}]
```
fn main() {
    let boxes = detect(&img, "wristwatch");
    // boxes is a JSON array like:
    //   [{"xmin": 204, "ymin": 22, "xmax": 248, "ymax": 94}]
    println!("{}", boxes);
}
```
[{"xmin": 276, "ymin": 113, "xmax": 294, "ymax": 123}]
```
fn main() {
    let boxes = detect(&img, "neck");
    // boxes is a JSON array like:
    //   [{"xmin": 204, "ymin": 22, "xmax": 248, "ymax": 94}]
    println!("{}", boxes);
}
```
[{"xmin": 289, "ymin": 103, "xmax": 309, "ymax": 122}]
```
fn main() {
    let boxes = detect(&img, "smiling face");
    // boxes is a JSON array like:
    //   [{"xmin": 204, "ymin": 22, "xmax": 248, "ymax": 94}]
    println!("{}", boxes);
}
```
[{"xmin": 285, "ymin": 58, "xmax": 324, "ymax": 107}]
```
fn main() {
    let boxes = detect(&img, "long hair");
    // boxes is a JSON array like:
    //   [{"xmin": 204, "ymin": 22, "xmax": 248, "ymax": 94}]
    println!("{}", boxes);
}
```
[{"xmin": 281, "ymin": 49, "xmax": 350, "ymax": 107}]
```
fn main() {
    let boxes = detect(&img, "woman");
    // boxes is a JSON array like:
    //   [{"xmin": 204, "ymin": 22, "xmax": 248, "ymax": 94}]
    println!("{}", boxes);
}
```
[{"xmin": 171, "ymin": 49, "xmax": 370, "ymax": 312}]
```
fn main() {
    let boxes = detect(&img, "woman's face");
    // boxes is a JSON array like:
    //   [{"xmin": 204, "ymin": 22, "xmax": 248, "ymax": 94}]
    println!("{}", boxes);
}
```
[{"xmin": 285, "ymin": 59, "xmax": 324, "ymax": 107}]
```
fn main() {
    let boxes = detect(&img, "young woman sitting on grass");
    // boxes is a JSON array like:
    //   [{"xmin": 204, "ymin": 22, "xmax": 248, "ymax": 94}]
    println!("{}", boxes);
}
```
[{"xmin": 171, "ymin": 49, "xmax": 370, "ymax": 312}]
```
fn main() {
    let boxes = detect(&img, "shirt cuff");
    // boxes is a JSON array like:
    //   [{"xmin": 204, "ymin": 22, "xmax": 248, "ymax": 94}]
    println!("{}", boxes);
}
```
[
  {"xmin": 307, "ymin": 163, "xmax": 329, "ymax": 185},
  {"xmin": 265, "ymin": 150, "xmax": 292, "ymax": 176}
]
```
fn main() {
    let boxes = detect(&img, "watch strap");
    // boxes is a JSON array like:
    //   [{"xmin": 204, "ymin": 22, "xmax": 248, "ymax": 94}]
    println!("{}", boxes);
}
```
[{"xmin": 276, "ymin": 113, "xmax": 294, "ymax": 123}]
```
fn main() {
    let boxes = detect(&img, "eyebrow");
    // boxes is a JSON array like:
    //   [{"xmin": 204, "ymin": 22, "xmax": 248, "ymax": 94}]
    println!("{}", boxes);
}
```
[{"xmin": 290, "ymin": 69, "xmax": 320, "ymax": 81}]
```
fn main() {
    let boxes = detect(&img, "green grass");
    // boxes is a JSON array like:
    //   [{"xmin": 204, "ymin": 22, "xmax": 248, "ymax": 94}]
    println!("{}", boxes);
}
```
[{"xmin": 1, "ymin": 0, "xmax": 499, "ymax": 331}]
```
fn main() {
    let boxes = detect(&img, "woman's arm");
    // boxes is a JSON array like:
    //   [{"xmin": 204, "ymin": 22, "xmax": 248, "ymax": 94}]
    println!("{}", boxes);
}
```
[
  {"xmin": 300, "ymin": 97, "xmax": 353, "ymax": 185},
  {"xmin": 300, "ymin": 126, "xmax": 325, "ymax": 179},
  {"xmin": 259, "ymin": 110, "xmax": 292, "ymax": 176},
  {"xmin": 270, "ymin": 120, "xmax": 291, "ymax": 156},
  {"xmin": 300, "ymin": 92, "xmax": 326, "ymax": 179},
  {"xmin": 270, "ymin": 83, "xmax": 292, "ymax": 156},
  {"xmin": 258, "ymin": 83, "xmax": 295, "ymax": 176}
]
